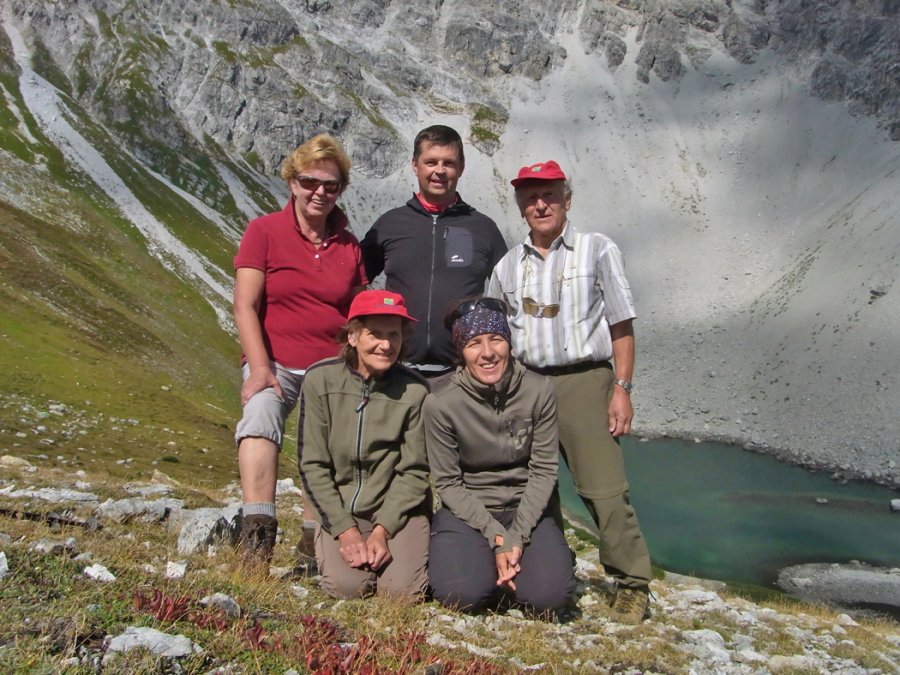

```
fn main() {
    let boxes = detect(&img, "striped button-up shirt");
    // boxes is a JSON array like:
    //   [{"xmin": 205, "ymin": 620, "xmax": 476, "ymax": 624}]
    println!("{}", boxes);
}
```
[{"xmin": 487, "ymin": 221, "xmax": 636, "ymax": 368}]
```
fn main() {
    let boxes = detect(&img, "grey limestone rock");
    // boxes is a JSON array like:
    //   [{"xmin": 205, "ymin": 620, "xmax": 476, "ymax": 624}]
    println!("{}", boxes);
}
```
[
  {"xmin": 102, "ymin": 626, "xmax": 199, "ymax": 664},
  {"xmin": 0, "ymin": 455, "xmax": 34, "ymax": 469},
  {"xmin": 200, "ymin": 592, "xmax": 242, "ymax": 618},
  {"xmin": 30, "ymin": 537, "xmax": 77, "ymax": 556},
  {"xmin": 94, "ymin": 497, "xmax": 184, "ymax": 524},
  {"xmin": 722, "ymin": 13, "xmax": 771, "ymax": 64},
  {"xmin": 1, "ymin": 486, "xmax": 98, "ymax": 503},
  {"xmin": 681, "ymin": 628, "xmax": 731, "ymax": 664},
  {"xmin": 176, "ymin": 504, "xmax": 241, "ymax": 555}
]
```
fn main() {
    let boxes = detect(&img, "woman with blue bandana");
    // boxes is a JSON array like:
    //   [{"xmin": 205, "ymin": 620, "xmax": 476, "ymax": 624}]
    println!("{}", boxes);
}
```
[{"xmin": 423, "ymin": 297, "xmax": 574, "ymax": 615}]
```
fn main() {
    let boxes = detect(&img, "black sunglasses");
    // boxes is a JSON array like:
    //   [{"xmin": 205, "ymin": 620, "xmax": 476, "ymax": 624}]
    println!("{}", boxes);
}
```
[
  {"xmin": 444, "ymin": 297, "xmax": 508, "ymax": 330},
  {"xmin": 294, "ymin": 175, "xmax": 342, "ymax": 194}
]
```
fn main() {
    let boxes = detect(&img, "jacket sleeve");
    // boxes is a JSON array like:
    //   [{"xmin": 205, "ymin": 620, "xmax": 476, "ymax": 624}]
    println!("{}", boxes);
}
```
[
  {"xmin": 373, "ymin": 385, "xmax": 430, "ymax": 536},
  {"xmin": 359, "ymin": 220, "xmax": 385, "ymax": 282},
  {"xmin": 424, "ymin": 394, "xmax": 508, "ymax": 548},
  {"xmin": 299, "ymin": 370, "xmax": 357, "ymax": 537},
  {"xmin": 507, "ymin": 378, "xmax": 559, "ymax": 548}
]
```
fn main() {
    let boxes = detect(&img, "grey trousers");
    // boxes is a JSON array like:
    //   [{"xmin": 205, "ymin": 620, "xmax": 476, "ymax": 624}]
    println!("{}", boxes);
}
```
[
  {"xmin": 428, "ymin": 507, "xmax": 575, "ymax": 613},
  {"xmin": 315, "ymin": 515, "xmax": 429, "ymax": 600},
  {"xmin": 548, "ymin": 363, "xmax": 652, "ymax": 588}
]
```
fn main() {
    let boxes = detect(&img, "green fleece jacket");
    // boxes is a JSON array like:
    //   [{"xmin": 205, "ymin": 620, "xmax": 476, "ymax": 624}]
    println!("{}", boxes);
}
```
[
  {"xmin": 300, "ymin": 358, "xmax": 429, "ymax": 538},
  {"xmin": 423, "ymin": 360, "xmax": 559, "ymax": 553}
]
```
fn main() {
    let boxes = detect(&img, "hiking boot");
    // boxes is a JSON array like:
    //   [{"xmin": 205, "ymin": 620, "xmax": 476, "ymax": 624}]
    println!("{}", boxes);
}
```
[
  {"xmin": 610, "ymin": 586, "xmax": 650, "ymax": 625},
  {"xmin": 293, "ymin": 526, "xmax": 319, "ymax": 577},
  {"xmin": 236, "ymin": 513, "xmax": 278, "ymax": 569}
]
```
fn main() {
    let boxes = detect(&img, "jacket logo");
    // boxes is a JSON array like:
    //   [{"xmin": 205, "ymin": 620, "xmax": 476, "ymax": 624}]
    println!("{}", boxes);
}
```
[{"xmin": 450, "ymin": 254, "xmax": 465, "ymax": 264}]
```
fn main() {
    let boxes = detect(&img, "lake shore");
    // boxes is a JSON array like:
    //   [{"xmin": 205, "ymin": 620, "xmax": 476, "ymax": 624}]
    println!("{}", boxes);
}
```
[
  {"xmin": 778, "ymin": 563, "xmax": 900, "ymax": 621},
  {"xmin": 633, "ymin": 426, "xmax": 900, "ymax": 490}
]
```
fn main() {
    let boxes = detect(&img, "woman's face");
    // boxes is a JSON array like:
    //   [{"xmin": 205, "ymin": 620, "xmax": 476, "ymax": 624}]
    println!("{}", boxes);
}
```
[
  {"xmin": 462, "ymin": 333, "xmax": 510, "ymax": 385},
  {"xmin": 289, "ymin": 159, "xmax": 342, "ymax": 224},
  {"xmin": 349, "ymin": 315, "xmax": 404, "ymax": 379}
]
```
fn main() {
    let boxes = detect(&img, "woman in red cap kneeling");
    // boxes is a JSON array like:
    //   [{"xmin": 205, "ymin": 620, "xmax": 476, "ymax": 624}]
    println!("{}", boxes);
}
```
[{"xmin": 299, "ymin": 290, "xmax": 430, "ymax": 599}]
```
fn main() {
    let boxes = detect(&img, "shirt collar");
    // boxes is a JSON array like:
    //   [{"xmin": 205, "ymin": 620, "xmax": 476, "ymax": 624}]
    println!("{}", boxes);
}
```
[{"xmin": 520, "ymin": 219, "xmax": 574, "ymax": 257}]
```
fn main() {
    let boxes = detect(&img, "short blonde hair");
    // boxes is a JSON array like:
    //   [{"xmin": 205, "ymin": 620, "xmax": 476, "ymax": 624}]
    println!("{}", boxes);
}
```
[{"xmin": 280, "ymin": 133, "xmax": 351, "ymax": 192}]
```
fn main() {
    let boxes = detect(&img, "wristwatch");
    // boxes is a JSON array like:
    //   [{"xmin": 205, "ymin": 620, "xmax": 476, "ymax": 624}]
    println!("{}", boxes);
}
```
[{"xmin": 614, "ymin": 379, "xmax": 634, "ymax": 394}]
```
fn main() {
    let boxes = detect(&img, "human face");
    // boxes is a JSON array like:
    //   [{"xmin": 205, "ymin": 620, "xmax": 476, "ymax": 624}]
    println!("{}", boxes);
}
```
[
  {"xmin": 516, "ymin": 180, "xmax": 571, "ymax": 249},
  {"xmin": 412, "ymin": 142, "xmax": 463, "ymax": 207},
  {"xmin": 349, "ymin": 315, "xmax": 404, "ymax": 380},
  {"xmin": 289, "ymin": 159, "xmax": 342, "ymax": 224},
  {"xmin": 462, "ymin": 333, "xmax": 511, "ymax": 386}
]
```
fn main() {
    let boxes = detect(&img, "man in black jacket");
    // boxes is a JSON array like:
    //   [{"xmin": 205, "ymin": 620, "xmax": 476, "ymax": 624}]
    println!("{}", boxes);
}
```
[{"xmin": 361, "ymin": 125, "xmax": 507, "ymax": 376}]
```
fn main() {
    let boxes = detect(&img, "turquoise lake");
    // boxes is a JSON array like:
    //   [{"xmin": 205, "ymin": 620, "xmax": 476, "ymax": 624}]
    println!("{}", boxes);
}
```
[{"xmin": 558, "ymin": 437, "xmax": 900, "ymax": 587}]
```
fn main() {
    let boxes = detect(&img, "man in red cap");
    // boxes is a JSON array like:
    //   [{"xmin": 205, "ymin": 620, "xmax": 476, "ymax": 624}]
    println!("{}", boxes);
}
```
[{"xmin": 487, "ymin": 160, "xmax": 652, "ymax": 624}]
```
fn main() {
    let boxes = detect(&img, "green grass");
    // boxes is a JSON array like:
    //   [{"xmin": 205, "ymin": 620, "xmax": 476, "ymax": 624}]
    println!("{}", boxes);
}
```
[
  {"xmin": 0, "ymin": 186, "xmax": 239, "ymax": 487},
  {"xmin": 0, "ymin": 33, "xmax": 274, "ymax": 488},
  {"xmin": 469, "ymin": 104, "xmax": 507, "ymax": 146},
  {"xmin": 0, "ymin": 75, "xmax": 38, "ymax": 164},
  {"xmin": 472, "ymin": 104, "xmax": 502, "ymax": 123}
]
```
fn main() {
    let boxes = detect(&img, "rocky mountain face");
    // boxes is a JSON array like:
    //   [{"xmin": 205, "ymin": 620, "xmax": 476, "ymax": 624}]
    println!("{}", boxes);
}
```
[
  {"xmin": 1, "ymin": 0, "xmax": 898, "ymax": 484},
  {"xmin": 5, "ymin": 0, "xmax": 898, "ymax": 177}
]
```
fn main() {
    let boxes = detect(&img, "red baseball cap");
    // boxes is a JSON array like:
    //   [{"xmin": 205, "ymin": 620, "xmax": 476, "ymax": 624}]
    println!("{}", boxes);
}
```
[
  {"xmin": 510, "ymin": 160, "xmax": 567, "ymax": 187},
  {"xmin": 348, "ymin": 290, "xmax": 418, "ymax": 322}
]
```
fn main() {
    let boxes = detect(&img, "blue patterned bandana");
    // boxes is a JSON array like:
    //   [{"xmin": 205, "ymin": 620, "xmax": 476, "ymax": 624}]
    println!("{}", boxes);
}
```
[{"xmin": 451, "ymin": 306, "xmax": 511, "ymax": 354}]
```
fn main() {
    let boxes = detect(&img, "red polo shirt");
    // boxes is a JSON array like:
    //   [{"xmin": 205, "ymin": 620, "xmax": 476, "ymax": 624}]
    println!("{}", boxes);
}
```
[{"xmin": 234, "ymin": 199, "xmax": 368, "ymax": 369}]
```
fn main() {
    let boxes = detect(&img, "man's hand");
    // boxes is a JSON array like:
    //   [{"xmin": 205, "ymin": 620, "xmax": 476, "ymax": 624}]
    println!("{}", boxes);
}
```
[
  {"xmin": 609, "ymin": 319, "xmax": 635, "ymax": 437},
  {"xmin": 366, "ymin": 525, "xmax": 393, "ymax": 571},
  {"xmin": 608, "ymin": 387, "xmax": 633, "ymax": 437},
  {"xmin": 337, "ymin": 527, "xmax": 369, "ymax": 568},
  {"xmin": 240, "ymin": 367, "xmax": 283, "ymax": 407},
  {"xmin": 493, "ymin": 535, "xmax": 521, "ymax": 591}
]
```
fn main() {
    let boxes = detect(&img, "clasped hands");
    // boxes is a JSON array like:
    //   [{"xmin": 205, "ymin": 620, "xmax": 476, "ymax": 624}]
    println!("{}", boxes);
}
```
[
  {"xmin": 494, "ymin": 534, "xmax": 522, "ymax": 591},
  {"xmin": 337, "ymin": 525, "xmax": 392, "ymax": 571}
]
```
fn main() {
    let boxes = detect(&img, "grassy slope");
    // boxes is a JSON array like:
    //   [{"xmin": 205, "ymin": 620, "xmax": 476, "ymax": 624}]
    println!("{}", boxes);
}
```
[
  {"xmin": 0, "ymin": 188, "xmax": 243, "ymax": 486},
  {"xmin": 0, "ymin": 37, "xmax": 260, "ymax": 488}
]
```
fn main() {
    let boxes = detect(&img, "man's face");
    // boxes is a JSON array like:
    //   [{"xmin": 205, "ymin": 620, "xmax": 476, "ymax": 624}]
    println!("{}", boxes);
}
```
[
  {"xmin": 412, "ymin": 142, "xmax": 463, "ymax": 206},
  {"xmin": 516, "ymin": 180, "xmax": 571, "ymax": 244}
]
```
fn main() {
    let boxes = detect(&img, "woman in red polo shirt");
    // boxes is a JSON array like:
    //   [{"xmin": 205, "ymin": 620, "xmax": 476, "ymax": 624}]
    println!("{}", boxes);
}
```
[{"xmin": 232, "ymin": 134, "xmax": 367, "ymax": 569}]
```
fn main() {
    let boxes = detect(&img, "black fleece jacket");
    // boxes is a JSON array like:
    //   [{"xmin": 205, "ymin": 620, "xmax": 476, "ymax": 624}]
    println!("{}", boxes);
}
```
[{"xmin": 361, "ymin": 194, "xmax": 507, "ymax": 366}]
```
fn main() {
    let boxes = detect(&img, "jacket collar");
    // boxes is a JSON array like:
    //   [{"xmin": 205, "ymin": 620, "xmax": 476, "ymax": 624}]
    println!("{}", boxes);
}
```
[
  {"xmin": 406, "ymin": 193, "xmax": 473, "ymax": 217},
  {"xmin": 453, "ymin": 359, "xmax": 525, "ymax": 408}
]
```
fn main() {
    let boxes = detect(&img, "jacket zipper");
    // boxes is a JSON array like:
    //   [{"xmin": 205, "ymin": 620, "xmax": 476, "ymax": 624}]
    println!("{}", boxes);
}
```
[
  {"xmin": 426, "ymin": 214, "xmax": 440, "ymax": 351},
  {"xmin": 349, "ymin": 379, "xmax": 371, "ymax": 515}
]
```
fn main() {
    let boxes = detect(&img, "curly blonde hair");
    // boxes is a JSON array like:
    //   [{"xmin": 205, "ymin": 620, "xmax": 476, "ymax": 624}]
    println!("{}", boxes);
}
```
[{"xmin": 279, "ymin": 133, "xmax": 351, "ymax": 192}]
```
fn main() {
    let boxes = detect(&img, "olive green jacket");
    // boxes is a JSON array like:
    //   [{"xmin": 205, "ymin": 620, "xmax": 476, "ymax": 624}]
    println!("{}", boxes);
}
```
[
  {"xmin": 423, "ymin": 360, "xmax": 559, "ymax": 553},
  {"xmin": 300, "ymin": 358, "xmax": 429, "ymax": 538}
]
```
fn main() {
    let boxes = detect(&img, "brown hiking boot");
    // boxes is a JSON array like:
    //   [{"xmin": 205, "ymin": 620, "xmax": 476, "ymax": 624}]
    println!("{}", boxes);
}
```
[
  {"xmin": 236, "ymin": 513, "xmax": 278, "ymax": 569},
  {"xmin": 293, "ymin": 526, "xmax": 319, "ymax": 577},
  {"xmin": 610, "ymin": 586, "xmax": 650, "ymax": 625}
]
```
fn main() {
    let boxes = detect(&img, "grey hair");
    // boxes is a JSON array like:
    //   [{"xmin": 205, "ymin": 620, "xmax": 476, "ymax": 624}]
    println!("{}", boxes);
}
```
[{"xmin": 514, "ymin": 178, "xmax": 572, "ymax": 209}]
